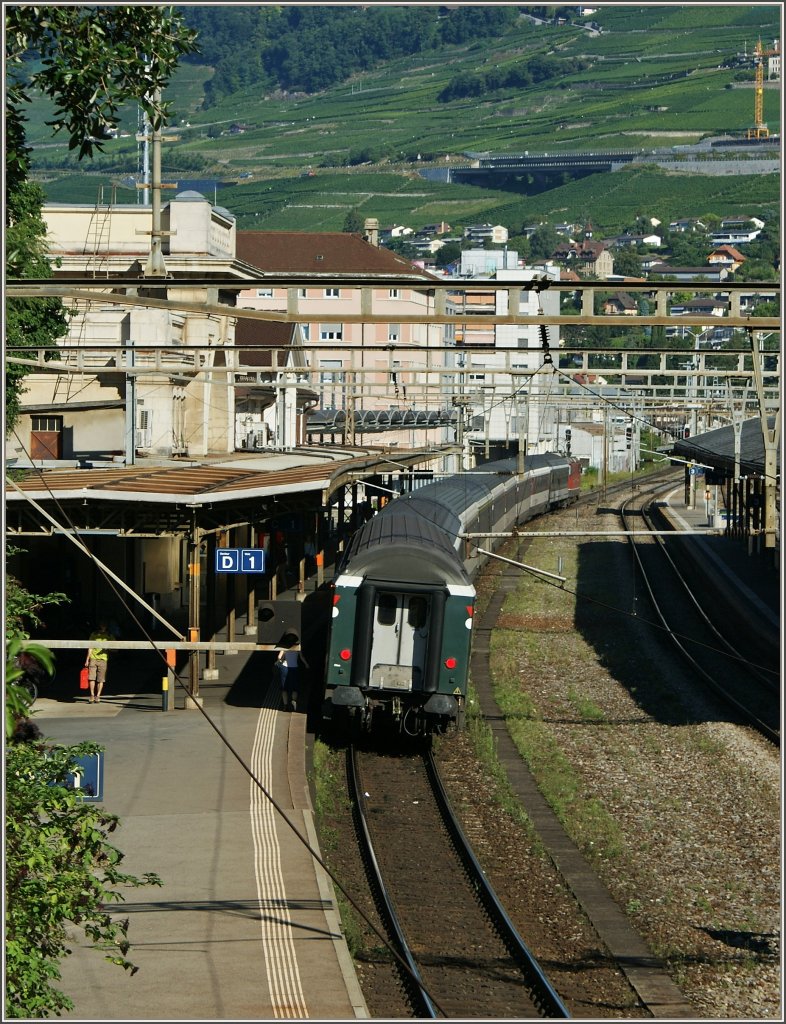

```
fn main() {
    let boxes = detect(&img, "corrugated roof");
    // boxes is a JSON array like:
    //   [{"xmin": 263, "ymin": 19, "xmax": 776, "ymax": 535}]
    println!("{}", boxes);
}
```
[
  {"xmin": 672, "ymin": 417, "xmax": 779, "ymax": 476},
  {"xmin": 10, "ymin": 462, "xmax": 339, "ymax": 504},
  {"xmin": 8, "ymin": 450, "xmax": 446, "ymax": 507}
]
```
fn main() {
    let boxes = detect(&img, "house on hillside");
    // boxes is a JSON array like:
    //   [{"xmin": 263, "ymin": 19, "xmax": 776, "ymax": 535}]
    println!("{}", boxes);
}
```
[
  {"xmin": 379, "ymin": 224, "xmax": 414, "ymax": 244},
  {"xmin": 608, "ymin": 232, "xmax": 662, "ymax": 248},
  {"xmin": 707, "ymin": 245, "xmax": 746, "ymax": 271},
  {"xmin": 462, "ymin": 224, "xmax": 509, "ymax": 245},
  {"xmin": 648, "ymin": 263, "xmax": 729, "ymax": 283},
  {"xmin": 711, "ymin": 215, "xmax": 764, "ymax": 246},
  {"xmin": 670, "ymin": 297, "xmax": 729, "ymax": 318},
  {"xmin": 665, "ymin": 295, "xmax": 729, "ymax": 342},
  {"xmin": 523, "ymin": 222, "xmax": 548, "ymax": 237},
  {"xmin": 637, "ymin": 252, "xmax": 668, "ymax": 272},
  {"xmin": 418, "ymin": 221, "xmax": 452, "ymax": 236},
  {"xmin": 552, "ymin": 239, "xmax": 614, "ymax": 279},
  {"xmin": 669, "ymin": 218, "xmax": 707, "ymax": 234},
  {"xmin": 603, "ymin": 291, "xmax": 637, "ymax": 315}
]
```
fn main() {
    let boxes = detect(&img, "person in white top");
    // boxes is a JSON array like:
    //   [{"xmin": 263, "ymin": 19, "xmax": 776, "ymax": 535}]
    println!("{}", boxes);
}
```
[{"xmin": 273, "ymin": 643, "xmax": 309, "ymax": 712}]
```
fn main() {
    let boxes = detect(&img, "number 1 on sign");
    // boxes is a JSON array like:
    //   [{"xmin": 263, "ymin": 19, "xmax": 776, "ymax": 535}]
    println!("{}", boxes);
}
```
[{"xmin": 241, "ymin": 549, "xmax": 266, "ymax": 573}]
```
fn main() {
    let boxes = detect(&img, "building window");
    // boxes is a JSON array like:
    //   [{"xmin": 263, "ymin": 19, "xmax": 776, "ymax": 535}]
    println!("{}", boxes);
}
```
[
  {"xmin": 300, "ymin": 324, "xmax": 311, "ymax": 341},
  {"xmin": 388, "ymin": 324, "xmax": 400, "ymax": 343},
  {"xmin": 319, "ymin": 359, "xmax": 344, "ymax": 408},
  {"xmin": 320, "ymin": 324, "xmax": 343, "ymax": 341},
  {"xmin": 324, "ymin": 287, "xmax": 340, "ymax": 299},
  {"xmin": 298, "ymin": 288, "xmax": 307, "ymax": 298},
  {"xmin": 256, "ymin": 288, "xmax": 274, "ymax": 298},
  {"xmin": 31, "ymin": 416, "xmax": 63, "ymax": 432},
  {"xmin": 388, "ymin": 288, "xmax": 400, "ymax": 299}
]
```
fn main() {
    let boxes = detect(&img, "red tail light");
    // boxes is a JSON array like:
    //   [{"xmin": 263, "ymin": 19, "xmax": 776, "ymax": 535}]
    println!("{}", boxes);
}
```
[
  {"xmin": 444, "ymin": 657, "xmax": 457, "ymax": 670},
  {"xmin": 339, "ymin": 649, "xmax": 352, "ymax": 661},
  {"xmin": 333, "ymin": 594, "xmax": 341, "ymax": 606},
  {"xmin": 466, "ymin": 605, "xmax": 473, "ymax": 617}
]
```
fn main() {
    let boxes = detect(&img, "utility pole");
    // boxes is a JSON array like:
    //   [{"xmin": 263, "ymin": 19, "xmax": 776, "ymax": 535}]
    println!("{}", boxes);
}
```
[
  {"xmin": 143, "ymin": 88, "xmax": 167, "ymax": 279},
  {"xmin": 748, "ymin": 330, "xmax": 780, "ymax": 554}
]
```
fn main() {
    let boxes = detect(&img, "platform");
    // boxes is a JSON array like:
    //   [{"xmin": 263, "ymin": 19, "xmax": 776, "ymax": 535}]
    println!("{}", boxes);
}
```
[
  {"xmin": 657, "ymin": 485, "xmax": 780, "ymax": 661},
  {"xmin": 32, "ymin": 639, "xmax": 368, "ymax": 1021}
]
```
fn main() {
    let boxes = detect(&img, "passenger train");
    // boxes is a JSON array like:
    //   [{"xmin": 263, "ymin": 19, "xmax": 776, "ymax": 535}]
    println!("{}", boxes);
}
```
[{"xmin": 323, "ymin": 453, "xmax": 581, "ymax": 735}]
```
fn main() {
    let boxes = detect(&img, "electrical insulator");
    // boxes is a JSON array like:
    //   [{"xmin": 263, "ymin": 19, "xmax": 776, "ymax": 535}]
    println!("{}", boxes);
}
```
[{"xmin": 625, "ymin": 425, "xmax": 632, "ymax": 449}]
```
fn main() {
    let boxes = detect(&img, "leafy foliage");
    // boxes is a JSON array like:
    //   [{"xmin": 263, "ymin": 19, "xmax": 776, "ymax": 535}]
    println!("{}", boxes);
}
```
[
  {"xmin": 4, "ymin": 724, "xmax": 162, "ymax": 1017},
  {"xmin": 4, "ymin": 5, "xmax": 197, "ymax": 433},
  {"xmin": 4, "ymin": 635, "xmax": 54, "ymax": 741},
  {"xmin": 4, "ymin": 10, "xmax": 192, "ymax": 1015},
  {"xmin": 342, "ymin": 208, "xmax": 364, "ymax": 234},
  {"xmin": 438, "ymin": 55, "xmax": 588, "ymax": 102},
  {"xmin": 5, "ymin": 6, "xmax": 197, "ymax": 182},
  {"xmin": 5, "ymin": 178, "xmax": 69, "ymax": 432},
  {"xmin": 185, "ymin": 4, "xmax": 518, "ymax": 106}
]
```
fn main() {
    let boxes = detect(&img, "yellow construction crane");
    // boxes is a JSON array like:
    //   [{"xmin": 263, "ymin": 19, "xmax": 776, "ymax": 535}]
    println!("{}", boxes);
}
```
[{"xmin": 747, "ymin": 38, "xmax": 779, "ymax": 140}]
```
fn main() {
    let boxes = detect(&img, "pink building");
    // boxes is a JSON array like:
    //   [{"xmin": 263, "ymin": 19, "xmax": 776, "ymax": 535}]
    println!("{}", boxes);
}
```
[{"xmin": 235, "ymin": 231, "xmax": 454, "ymax": 447}]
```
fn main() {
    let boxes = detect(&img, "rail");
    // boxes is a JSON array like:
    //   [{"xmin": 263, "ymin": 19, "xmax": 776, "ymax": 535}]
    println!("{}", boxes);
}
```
[{"xmin": 620, "ymin": 486, "xmax": 779, "ymax": 745}]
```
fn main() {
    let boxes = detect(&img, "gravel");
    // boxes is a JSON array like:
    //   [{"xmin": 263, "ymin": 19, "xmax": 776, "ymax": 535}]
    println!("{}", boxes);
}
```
[{"xmin": 315, "ymin": 493, "xmax": 781, "ymax": 1019}]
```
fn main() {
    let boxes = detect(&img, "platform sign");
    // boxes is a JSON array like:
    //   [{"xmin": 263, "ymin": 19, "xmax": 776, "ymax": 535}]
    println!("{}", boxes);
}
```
[
  {"xmin": 67, "ymin": 753, "xmax": 104, "ymax": 802},
  {"xmin": 240, "ymin": 549, "xmax": 265, "ymax": 573},
  {"xmin": 216, "ymin": 548, "xmax": 241, "ymax": 572},
  {"xmin": 216, "ymin": 548, "xmax": 265, "ymax": 573}
]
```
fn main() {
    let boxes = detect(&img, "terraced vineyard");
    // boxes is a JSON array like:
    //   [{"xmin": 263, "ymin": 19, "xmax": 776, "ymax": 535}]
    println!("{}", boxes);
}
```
[{"xmin": 30, "ymin": 5, "xmax": 780, "ymax": 234}]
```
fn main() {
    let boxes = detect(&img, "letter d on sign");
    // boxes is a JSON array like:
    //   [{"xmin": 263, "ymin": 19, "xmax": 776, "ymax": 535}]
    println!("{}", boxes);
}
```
[{"xmin": 215, "ymin": 548, "xmax": 240, "ymax": 572}]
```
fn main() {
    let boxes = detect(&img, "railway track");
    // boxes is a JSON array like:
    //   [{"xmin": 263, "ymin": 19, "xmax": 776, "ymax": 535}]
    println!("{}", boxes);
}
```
[
  {"xmin": 348, "ymin": 743, "xmax": 569, "ymax": 1019},
  {"xmin": 619, "ymin": 483, "xmax": 780, "ymax": 745}
]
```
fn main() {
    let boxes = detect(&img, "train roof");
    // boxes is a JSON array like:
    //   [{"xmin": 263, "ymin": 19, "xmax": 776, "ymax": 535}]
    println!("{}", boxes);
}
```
[
  {"xmin": 394, "ymin": 453, "xmax": 566, "ymax": 530},
  {"xmin": 340, "ymin": 453, "xmax": 571, "ymax": 585},
  {"xmin": 341, "ymin": 499, "xmax": 470, "ymax": 585}
]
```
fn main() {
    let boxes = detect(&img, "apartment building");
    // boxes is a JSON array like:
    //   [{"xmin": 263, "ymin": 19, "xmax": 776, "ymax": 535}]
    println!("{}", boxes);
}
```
[
  {"xmin": 447, "ymin": 250, "xmax": 562, "ymax": 455},
  {"xmin": 234, "ymin": 230, "xmax": 455, "ymax": 447},
  {"xmin": 11, "ymin": 192, "xmax": 253, "ymax": 465}
]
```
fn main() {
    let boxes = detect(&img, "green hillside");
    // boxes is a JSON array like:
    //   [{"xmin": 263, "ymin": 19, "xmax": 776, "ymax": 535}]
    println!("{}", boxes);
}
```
[{"xmin": 30, "ymin": 4, "xmax": 780, "ymax": 234}]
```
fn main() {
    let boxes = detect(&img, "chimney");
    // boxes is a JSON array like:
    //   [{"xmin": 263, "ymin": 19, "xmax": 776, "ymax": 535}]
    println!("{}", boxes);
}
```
[{"xmin": 363, "ymin": 217, "xmax": 379, "ymax": 247}]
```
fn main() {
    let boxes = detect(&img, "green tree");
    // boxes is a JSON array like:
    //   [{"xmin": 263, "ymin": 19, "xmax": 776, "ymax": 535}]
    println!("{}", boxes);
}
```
[
  {"xmin": 4, "ymin": 688, "xmax": 162, "ymax": 1018},
  {"xmin": 5, "ymin": 9, "xmax": 194, "ymax": 1015},
  {"xmin": 734, "ymin": 259, "xmax": 778, "ymax": 282},
  {"xmin": 529, "ymin": 224, "xmax": 560, "ymax": 260},
  {"xmin": 612, "ymin": 246, "xmax": 644, "ymax": 278},
  {"xmin": 5, "ymin": 5, "xmax": 197, "ymax": 432},
  {"xmin": 506, "ymin": 235, "xmax": 531, "ymax": 261},
  {"xmin": 342, "ymin": 208, "xmax": 364, "ymax": 234},
  {"xmin": 435, "ymin": 241, "xmax": 463, "ymax": 268}
]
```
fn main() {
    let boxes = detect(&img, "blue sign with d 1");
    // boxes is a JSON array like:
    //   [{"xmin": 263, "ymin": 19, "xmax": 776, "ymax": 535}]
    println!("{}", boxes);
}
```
[
  {"xmin": 216, "ymin": 548, "xmax": 265, "ymax": 573},
  {"xmin": 216, "ymin": 548, "xmax": 241, "ymax": 573},
  {"xmin": 240, "ymin": 549, "xmax": 265, "ymax": 573}
]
